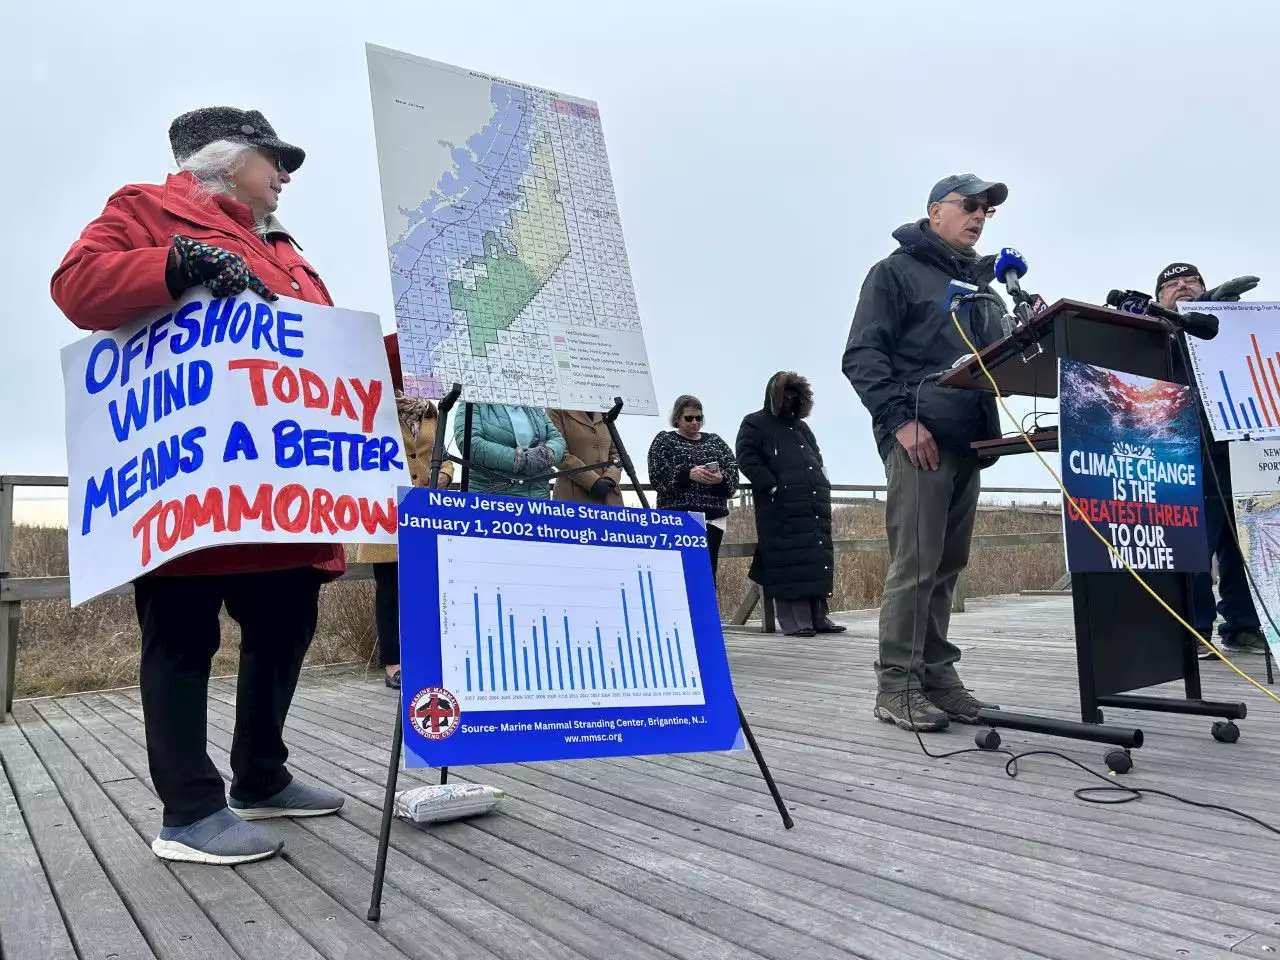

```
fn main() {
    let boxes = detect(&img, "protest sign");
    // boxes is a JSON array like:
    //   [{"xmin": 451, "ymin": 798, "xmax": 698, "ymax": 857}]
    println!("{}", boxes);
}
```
[
  {"xmin": 62, "ymin": 291, "xmax": 409, "ymax": 605},
  {"xmin": 396, "ymin": 489, "xmax": 744, "ymax": 767},
  {"xmin": 1059, "ymin": 359, "xmax": 1208, "ymax": 573},
  {"xmin": 1228, "ymin": 440, "xmax": 1280, "ymax": 659}
]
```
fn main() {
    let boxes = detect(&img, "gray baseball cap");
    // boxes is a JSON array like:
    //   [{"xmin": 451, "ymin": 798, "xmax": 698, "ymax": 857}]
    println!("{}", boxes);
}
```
[{"xmin": 928, "ymin": 173, "xmax": 1008, "ymax": 209}]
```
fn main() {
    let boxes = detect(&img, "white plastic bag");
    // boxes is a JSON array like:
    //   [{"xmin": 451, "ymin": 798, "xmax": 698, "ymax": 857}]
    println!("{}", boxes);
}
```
[{"xmin": 393, "ymin": 782, "xmax": 505, "ymax": 824}]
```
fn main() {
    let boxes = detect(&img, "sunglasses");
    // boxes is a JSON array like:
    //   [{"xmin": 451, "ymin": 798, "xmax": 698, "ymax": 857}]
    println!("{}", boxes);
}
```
[
  {"xmin": 936, "ymin": 197, "xmax": 997, "ymax": 218},
  {"xmin": 682, "ymin": 414, "xmax": 704, "ymax": 423}
]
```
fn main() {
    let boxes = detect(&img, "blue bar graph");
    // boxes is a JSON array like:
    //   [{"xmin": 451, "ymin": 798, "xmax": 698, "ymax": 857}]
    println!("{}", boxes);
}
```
[
  {"xmin": 498, "ymin": 613, "xmax": 507, "ymax": 691},
  {"xmin": 510, "ymin": 613, "xmax": 518, "ymax": 691},
  {"xmin": 621, "ymin": 588, "xmax": 638, "ymax": 688},
  {"xmin": 532, "ymin": 626, "xmax": 542, "ymax": 690},
  {"xmin": 542, "ymin": 616, "xmax": 551, "ymax": 690},
  {"xmin": 645, "ymin": 571, "xmax": 668, "ymax": 687},
  {"xmin": 488, "ymin": 635, "xmax": 495, "ymax": 690},
  {"xmin": 1221, "ymin": 371, "xmax": 1243, "ymax": 429},
  {"xmin": 475, "ymin": 593, "xmax": 483, "ymax": 692},
  {"xmin": 462, "ymin": 573, "xmax": 701, "ymax": 697},
  {"xmin": 565, "ymin": 617, "xmax": 575, "ymax": 690}
]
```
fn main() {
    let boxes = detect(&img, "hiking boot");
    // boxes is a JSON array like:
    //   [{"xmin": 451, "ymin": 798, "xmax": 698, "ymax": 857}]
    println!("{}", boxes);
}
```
[
  {"xmin": 230, "ymin": 779, "xmax": 345, "ymax": 820},
  {"xmin": 875, "ymin": 689, "xmax": 950, "ymax": 732},
  {"xmin": 1222, "ymin": 629, "xmax": 1270, "ymax": 656},
  {"xmin": 152, "ymin": 807, "xmax": 282, "ymax": 865},
  {"xmin": 925, "ymin": 686, "xmax": 985, "ymax": 724}
]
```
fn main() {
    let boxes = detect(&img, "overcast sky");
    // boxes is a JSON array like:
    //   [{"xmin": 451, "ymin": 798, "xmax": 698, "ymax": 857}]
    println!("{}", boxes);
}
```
[{"xmin": 4, "ymin": 0, "xmax": 1279, "ymax": 508}]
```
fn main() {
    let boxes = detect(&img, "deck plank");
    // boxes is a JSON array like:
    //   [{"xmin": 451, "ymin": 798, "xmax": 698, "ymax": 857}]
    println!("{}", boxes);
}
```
[
  {"xmin": 0, "ymin": 735, "xmax": 77, "ymax": 960},
  {"xmin": 5, "ymin": 594, "xmax": 1280, "ymax": 960},
  {"xmin": 0, "ymin": 709, "xmax": 156, "ymax": 960}
]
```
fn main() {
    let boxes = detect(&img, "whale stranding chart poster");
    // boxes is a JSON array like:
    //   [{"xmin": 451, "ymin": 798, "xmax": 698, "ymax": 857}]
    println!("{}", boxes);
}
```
[{"xmin": 1059, "ymin": 359, "xmax": 1209, "ymax": 573}]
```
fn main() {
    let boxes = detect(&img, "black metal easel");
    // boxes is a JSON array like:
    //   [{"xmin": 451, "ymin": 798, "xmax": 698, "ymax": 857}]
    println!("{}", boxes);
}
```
[{"xmin": 368, "ymin": 393, "xmax": 792, "ymax": 922}]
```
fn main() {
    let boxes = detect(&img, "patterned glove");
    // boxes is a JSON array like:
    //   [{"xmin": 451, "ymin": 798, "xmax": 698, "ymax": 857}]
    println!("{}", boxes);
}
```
[
  {"xmin": 167, "ymin": 234, "xmax": 278, "ymax": 301},
  {"xmin": 525, "ymin": 445, "xmax": 557, "ymax": 475}
]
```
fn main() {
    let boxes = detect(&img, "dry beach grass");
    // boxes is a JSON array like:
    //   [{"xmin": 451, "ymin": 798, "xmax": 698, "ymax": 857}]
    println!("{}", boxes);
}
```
[{"xmin": 9, "ymin": 500, "xmax": 1062, "ymax": 698}]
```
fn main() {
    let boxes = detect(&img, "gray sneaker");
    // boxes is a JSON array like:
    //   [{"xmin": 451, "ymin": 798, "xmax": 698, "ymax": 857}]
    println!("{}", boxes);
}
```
[
  {"xmin": 1222, "ymin": 629, "xmax": 1270, "ymax": 656},
  {"xmin": 875, "ymin": 689, "xmax": 950, "ymax": 732},
  {"xmin": 925, "ymin": 686, "xmax": 985, "ymax": 723},
  {"xmin": 152, "ymin": 807, "xmax": 283, "ymax": 865},
  {"xmin": 230, "ymin": 779, "xmax": 345, "ymax": 820}
]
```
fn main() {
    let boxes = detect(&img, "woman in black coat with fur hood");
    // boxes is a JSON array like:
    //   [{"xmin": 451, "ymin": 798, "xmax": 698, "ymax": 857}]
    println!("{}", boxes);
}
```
[{"xmin": 736, "ymin": 372, "xmax": 845, "ymax": 637}]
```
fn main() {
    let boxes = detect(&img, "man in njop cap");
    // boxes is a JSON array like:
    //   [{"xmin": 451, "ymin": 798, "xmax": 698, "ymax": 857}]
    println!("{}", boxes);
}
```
[
  {"xmin": 1156, "ymin": 263, "xmax": 1268, "ymax": 658},
  {"xmin": 843, "ymin": 173, "xmax": 1009, "ymax": 732}
]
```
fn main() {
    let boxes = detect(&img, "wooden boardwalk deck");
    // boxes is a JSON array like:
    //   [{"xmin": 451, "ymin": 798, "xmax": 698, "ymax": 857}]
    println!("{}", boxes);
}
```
[{"xmin": 3, "ymin": 594, "xmax": 1279, "ymax": 960}]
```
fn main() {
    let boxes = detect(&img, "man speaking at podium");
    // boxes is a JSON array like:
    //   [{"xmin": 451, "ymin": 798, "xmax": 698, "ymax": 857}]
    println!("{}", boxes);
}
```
[
  {"xmin": 843, "ymin": 174, "xmax": 1007, "ymax": 731},
  {"xmin": 1156, "ymin": 263, "xmax": 1268, "ymax": 658}
]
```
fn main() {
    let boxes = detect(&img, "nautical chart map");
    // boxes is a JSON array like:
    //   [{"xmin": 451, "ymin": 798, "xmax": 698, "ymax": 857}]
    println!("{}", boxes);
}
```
[{"xmin": 365, "ymin": 45, "xmax": 657, "ymax": 413}]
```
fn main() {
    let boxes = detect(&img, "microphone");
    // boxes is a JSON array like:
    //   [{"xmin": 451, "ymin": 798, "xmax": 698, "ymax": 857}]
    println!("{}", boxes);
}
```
[
  {"xmin": 1105, "ymin": 289, "xmax": 1220, "ymax": 340},
  {"xmin": 995, "ymin": 247, "xmax": 1030, "ymax": 303}
]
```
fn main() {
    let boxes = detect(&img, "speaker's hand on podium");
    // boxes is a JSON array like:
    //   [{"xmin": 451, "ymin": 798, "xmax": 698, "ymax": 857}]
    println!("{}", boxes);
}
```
[{"xmin": 895, "ymin": 420, "xmax": 940, "ymax": 471}]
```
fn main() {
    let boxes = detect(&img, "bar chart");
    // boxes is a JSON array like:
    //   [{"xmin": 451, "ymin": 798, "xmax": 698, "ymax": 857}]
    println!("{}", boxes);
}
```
[
  {"xmin": 436, "ymin": 536, "xmax": 706, "ymax": 711},
  {"xmin": 1184, "ymin": 303, "xmax": 1280, "ymax": 441}
]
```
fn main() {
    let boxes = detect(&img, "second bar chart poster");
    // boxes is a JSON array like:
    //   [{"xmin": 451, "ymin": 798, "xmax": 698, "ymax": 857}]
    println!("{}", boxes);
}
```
[{"xmin": 396, "ymin": 488, "xmax": 744, "ymax": 766}]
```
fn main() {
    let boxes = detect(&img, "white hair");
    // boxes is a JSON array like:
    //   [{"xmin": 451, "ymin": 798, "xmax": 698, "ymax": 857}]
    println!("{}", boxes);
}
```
[
  {"xmin": 179, "ymin": 139, "xmax": 255, "ymax": 197},
  {"xmin": 179, "ymin": 139, "xmax": 272, "ymax": 233}
]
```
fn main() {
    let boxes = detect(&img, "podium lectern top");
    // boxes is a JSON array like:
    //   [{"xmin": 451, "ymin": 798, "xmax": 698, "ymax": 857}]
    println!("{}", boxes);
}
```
[{"xmin": 937, "ymin": 299, "xmax": 1173, "ymax": 399}]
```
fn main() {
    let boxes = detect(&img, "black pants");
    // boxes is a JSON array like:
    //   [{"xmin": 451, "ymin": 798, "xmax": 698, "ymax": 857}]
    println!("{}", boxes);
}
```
[
  {"xmin": 373, "ymin": 561, "xmax": 400, "ymax": 666},
  {"xmin": 708, "ymin": 525, "xmax": 724, "ymax": 581},
  {"xmin": 134, "ymin": 567, "xmax": 321, "ymax": 827}
]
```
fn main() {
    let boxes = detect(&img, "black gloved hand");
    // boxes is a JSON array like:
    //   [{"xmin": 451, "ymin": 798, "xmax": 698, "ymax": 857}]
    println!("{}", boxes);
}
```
[
  {"xmin": 1197, "ymin": 276, "xmax": 1260, "ymax": 302},
  {"xmin": 589, "ymin": 476, "xmax": 616, "ymax": 499},
  {"xmin": 165, "ymin": 234, "xmax": 279, "ymax": 301}
]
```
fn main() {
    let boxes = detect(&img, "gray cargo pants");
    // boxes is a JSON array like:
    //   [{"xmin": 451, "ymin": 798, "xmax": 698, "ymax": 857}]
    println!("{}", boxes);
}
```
[{"xmin": 877, "ymin": 443, "xmax": 981, "ymax": 693}]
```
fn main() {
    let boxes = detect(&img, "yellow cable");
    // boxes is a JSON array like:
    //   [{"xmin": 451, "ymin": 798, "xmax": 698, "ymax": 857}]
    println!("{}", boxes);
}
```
[{"xmin": 948, "ymin": 310, "xmax": 1280, "ymax": 705}]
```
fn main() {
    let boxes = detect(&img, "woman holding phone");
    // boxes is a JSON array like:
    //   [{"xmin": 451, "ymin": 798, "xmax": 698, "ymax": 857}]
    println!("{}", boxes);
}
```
[{"xmin": 647, "ymin": 394, "xmax": 738, "ymax": 580}]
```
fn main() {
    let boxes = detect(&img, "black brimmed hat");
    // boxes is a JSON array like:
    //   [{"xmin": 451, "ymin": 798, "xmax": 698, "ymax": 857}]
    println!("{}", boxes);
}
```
[{"xmin": 169, "ymin": 106, "xmax": 305, "ymax": 173}]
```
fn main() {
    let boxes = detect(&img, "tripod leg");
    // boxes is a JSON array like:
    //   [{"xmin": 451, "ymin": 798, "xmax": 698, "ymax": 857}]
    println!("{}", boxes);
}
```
[
  {"xmin": 603, "ymin": 397, "xmax": 650, "ymax": 510},
  {"xmin": 735, "ymin": 697, "xmax": 793, "ymax": 829},
  {"xmin": 439, "ymin": 767, "xmax": 449, "ymax": 785},
  {"xmin": 367, "ymin": 703, "xmax": 402, "ymax": 921},
  {"xmin": 1267, "ymin": 648, "xmax": 1274, "ymax": 686}
]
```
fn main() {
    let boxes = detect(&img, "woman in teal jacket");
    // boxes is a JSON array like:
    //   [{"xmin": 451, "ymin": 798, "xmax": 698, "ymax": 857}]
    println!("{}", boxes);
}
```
[{"xmin": 454, "ymin": 404, "xmax": 567, "ymax": 498}]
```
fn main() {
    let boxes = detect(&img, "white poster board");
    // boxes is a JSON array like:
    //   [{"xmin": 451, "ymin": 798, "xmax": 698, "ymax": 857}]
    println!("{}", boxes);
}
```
[
  {"xmin": 62, "ymin": 291, "xmax": 409, "ymax": 605},
  {"xmin": 1228, "ymin": 440, "xmax": 1280, "ymax": 659},
  {"xmin": 365, "ymin": 43, "xmax": 657, "ymax": 414},
  {"xmin": 1180, "ymin": 301, "xmax": 1280, "ymax": 441}
]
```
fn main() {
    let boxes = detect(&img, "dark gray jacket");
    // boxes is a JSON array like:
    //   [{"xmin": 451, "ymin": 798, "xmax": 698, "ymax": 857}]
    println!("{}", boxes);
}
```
[{"xmin": 843, "ymin": 220, "xmax": 1004, "ymax": 462}]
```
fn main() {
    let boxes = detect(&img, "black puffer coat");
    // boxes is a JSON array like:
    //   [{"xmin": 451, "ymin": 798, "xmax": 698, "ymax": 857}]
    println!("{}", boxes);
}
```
[{"xmin": 735, "ymin": 372, "xmax": 834, "ymax": 601}]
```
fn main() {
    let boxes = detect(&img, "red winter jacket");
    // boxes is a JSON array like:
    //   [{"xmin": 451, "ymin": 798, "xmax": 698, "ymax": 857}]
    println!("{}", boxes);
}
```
[{"xmin": 51, "ymin": 171, "xmax": 346, "ymax": 580}]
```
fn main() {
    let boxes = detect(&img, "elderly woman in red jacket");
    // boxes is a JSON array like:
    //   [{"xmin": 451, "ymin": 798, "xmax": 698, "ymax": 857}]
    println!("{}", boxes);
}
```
[{"xmin": 51, "ymin": 107, "xmax": 345, "ymax": 866}]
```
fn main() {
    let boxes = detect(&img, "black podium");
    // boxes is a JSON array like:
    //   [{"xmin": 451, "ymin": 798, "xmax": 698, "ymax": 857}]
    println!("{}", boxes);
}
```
[{"xmin": 939, "ymin": 299, "xmax": 1247, "ymax": 767}]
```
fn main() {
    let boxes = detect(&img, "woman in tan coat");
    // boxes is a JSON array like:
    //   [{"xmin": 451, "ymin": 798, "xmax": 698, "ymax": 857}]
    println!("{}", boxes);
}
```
[
  {"xmin": 357, "ymin": 334, "xmax": 453, "ymax": 688},
  {"xmin": 547, "ymin": 409, "xmax": 624, "ymax": 505}
]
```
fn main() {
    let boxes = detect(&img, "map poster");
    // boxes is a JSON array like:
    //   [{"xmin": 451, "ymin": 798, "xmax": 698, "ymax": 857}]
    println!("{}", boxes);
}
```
[
  {"xmin": 365, "ymin": 44, "xmax": 658, "ymax": 414},
  {"xmin": 1059, "ymin": 359, "xmax": 1209, "ymax": 573},
  {"xmin": 1179, "ymin": 301, "xmax": 1280, "ymax": 442},
  {"xmin": 396, "ymin": 489, "xmax": 743, "ymax": 767},
  {"xmin": 1228, "ymin": 440, "xmax": 1280, "ymax": 659}
]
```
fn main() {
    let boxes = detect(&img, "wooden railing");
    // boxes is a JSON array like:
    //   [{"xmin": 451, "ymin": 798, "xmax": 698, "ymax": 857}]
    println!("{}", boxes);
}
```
[{"xmin": 0, "ymin": 474, "xmax": 1061, "ymax": 718}]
